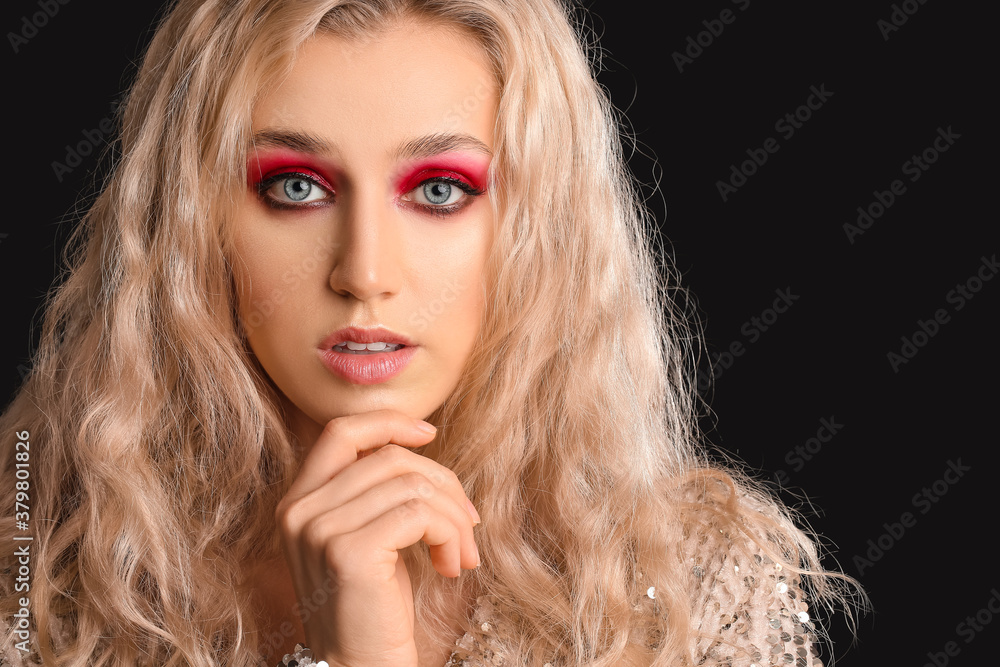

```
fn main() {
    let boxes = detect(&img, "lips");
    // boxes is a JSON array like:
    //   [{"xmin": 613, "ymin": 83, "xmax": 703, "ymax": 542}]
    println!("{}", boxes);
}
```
[
  {"xmin": 318, "ymin": 340, "xmax": 417, "ymax": 384},
  {"xmin": 316, "ymin": 325, "xmax": 418, "ymax": 384},
  {"xmin": 319, "ymin": 325, "xmax": 415, "ymax": 350}
]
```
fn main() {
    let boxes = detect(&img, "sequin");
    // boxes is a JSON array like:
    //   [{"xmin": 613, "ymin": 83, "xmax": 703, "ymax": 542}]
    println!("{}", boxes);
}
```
[{"xmin": 442, "ymin": 505, "xmax": 823, "ymax": 667}]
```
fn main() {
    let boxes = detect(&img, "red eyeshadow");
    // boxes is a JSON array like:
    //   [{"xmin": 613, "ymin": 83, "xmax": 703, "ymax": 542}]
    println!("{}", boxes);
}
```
[
  {"xmin": 394, "ymin": 155, "xmax": 490, "ymax": 195},
  {"xmin": 247, "ymin": 149, "xmax": 337, "ymax": 191}
]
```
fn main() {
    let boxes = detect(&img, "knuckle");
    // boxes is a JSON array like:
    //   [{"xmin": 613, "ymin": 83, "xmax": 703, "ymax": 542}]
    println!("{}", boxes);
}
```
[
  {"xmin": 400, "ymin": 498, "xmax": 429, "ymax": 522},
  {"xmin": 275, "ymin": 498, "xmax": 305, "ymax": 535},
  {"xmin": 376, "ymin": 443, "xmax": 407, "ymax": 465},
  {"xmin": 428, "ymin": 462, "xmax": 460, "ymax": 489},
  {"xmin": 321, "ymin": 416, "xmax": 349, "ymax": 441},
  {"xmin": 425, "ymin": 468, "xmax": 448, "ymax": 487},
  {"xmin": 402, "ymin": 472, "xmax": 434, "ymax": 499},
  {"xmin": 441, "ymin": 468, "xmax": 462, "ymax": 489},
  {"xmin": 300, "ymin": 514, "xmax": 333, "ymax": 548}
]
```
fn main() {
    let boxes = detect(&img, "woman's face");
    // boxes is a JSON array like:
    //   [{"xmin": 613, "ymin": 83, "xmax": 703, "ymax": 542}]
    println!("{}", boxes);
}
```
[{"xmin": 230, "ymin": 21, "xmax": 498, "ymax": 448}]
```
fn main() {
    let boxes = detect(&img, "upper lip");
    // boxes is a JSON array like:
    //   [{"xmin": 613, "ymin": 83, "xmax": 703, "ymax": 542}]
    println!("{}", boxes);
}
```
[{"xmin": 320, "ymin": 326, "xmax": 415, "ymax": 349}]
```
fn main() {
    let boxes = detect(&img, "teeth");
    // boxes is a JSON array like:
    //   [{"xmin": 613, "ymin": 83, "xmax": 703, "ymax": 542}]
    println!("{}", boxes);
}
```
[{"xmin": 335, "ymin": 341, "xmax": 403, "ymax": 352}]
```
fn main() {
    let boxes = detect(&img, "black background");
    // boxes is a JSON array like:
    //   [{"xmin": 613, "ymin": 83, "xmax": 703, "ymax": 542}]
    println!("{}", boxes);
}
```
[{"xmin": 1, "ymin": 1, "xmax": 995, "ymax": 665}]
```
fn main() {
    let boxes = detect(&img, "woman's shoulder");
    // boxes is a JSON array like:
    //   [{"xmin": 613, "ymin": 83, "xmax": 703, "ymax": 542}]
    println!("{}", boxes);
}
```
[
  {"xmin": 678, "ymin": 510, "xmax": 824, "ymax": 666},
  {"xmin": 446, "ymin": 468, "xmax": 829, "ymax": 667},
  {"xmin": 451, "ymin": 467, "xmax": 833, "ymax": 666},
  {"xmin": 445, "ymin": 546, "xmax": 824, "ymax": 667},
  {"xmin": 669, "ymin": 466, "xmax": 828, "ymax": 666}
]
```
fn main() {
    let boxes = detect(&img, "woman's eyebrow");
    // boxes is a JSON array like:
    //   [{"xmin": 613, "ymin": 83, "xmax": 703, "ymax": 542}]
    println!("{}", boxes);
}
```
[
  {"xmin": 393, "ymin": 133, "xmax": 493, "ymax": 161},
  {"xmin": 251, "ymin": 129, "xmax": 330, "ymax": 153},
  {"xmin": 251, "ymin": 129, "xmax": 491, "ymax": 160}
]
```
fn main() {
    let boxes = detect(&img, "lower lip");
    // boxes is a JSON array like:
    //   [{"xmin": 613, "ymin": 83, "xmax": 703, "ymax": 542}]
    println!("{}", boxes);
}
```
[{"xmin": 318, "ymin": 345, "xmax": 417, "ymax": 384}]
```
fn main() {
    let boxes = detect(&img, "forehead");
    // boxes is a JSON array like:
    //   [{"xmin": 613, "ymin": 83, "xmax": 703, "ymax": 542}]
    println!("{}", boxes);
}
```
[{"xmin": 251, "ymin": 21, "xmax": 499, "ymax": 156}]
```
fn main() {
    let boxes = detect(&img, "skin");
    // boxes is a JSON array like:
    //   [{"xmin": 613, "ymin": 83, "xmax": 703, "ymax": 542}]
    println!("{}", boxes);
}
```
[{"xmin": 228, "ymin": 20, "xmax": 498, "ymax": 667}]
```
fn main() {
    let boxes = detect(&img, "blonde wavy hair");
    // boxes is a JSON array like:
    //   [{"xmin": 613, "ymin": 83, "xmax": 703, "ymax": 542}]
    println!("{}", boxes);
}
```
[{"xmin": 0, "ymin": 0, "xmax": 861, "ymax": 665}]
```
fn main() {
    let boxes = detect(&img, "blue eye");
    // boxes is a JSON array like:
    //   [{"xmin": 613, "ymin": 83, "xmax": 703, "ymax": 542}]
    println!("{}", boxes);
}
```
[
  {"xmin": 422, "ymin": 181, "xmax": 456, "ymax": 205},
  {"xmin": 258, "ymin": 172, "xmax": 333, "ymax": 208},
  {"xmin": 283, "ymin": 177, "xmax": 315, "ymax": 201},
  {"xmin": 403, "ymin": 177, "xmax": 484, "ymax": 215},
  {"xmin": 424, "ymin": 181, "xmax": 457, "ymax": 205}
]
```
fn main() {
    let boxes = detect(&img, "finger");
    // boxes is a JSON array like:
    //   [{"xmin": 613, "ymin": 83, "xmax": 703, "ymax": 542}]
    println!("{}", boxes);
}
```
[
  {"xmin": 284, "ymin": 409, "xmax": 437, "ymax": 503},
  {"xmin": 327, "ymin": 499, "xmax": 472, "ymax": 578},
  {"xmin": 300, "ymin": 472, "xmax": 480, "ymax": 571},
  {"xmin": 306, "ymin": 444, "xmax": 478, "ymax": 526}
]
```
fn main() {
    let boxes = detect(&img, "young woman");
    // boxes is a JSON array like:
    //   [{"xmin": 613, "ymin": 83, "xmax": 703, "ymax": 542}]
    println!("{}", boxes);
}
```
[{"xmin": 0, "ymin": 0, "xmax": 860, "ymax": 665}]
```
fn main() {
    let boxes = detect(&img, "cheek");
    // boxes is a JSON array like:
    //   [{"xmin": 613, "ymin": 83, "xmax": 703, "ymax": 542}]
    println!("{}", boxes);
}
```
[
  {"xmin": 405, "ymin": 228, "xmax": 487, "ymax": 344},
  {"xmin": 229, "ymin": 226, "xmax": 297, "ymax": 339},
  {"xmin": 231, "ymin": 256, "xmax": 276, "ymax": 338},
  {"xmin": 430, "ymin": 237, "xmax": 488, "ymax": 331},
  {"xmin": 230, "ymin": 211, "xmax": 331, "ymax": 330},
  {"xmin": 231, "ymin": 235, "xmax": 268, "ymax": 307}
]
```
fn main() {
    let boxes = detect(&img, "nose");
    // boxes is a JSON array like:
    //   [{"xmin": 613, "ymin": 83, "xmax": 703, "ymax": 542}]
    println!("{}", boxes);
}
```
[{"xmin": 327, "ymin": 185, "xmax": 403, "ymax": 302}]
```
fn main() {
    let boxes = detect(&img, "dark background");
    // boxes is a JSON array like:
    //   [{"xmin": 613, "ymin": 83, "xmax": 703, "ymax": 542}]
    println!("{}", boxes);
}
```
[{"xmin": 2, "ymin": 1, "xmax": 995, "ymax": 665}]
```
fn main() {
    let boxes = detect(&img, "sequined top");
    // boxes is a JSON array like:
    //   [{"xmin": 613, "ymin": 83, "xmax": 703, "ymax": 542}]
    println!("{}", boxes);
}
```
[
  {"xmin": 445, "ymin": 524, "xmax": 822, "ymax": 667},
  {"xmin": 1, "ymin": 514, "xmax": 822, "ymax": 667}
]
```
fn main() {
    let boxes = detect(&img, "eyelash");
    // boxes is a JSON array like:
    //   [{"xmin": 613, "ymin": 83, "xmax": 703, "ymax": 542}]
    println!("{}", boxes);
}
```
[
  {"xmin": 409, "ymin": 176, "xmax": 486, "ymax": 218},
  {"xmin": 256, "ymin": 171, "xmax": 332, "ymax": 211},
  {"xmin": 255, "ymin": 172, "xmax": 485, "ymax": 216}
]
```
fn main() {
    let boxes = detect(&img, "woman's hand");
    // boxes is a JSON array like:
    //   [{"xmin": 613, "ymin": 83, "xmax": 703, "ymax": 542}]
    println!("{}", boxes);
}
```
[{"xmin": 275, "ymin": 409, "xmax": 480, "ymax": 667}]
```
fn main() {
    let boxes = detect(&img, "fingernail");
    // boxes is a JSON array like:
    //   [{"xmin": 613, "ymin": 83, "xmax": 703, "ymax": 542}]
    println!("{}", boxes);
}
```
[
  {"xmin": 416, "ymin": 420, "xmax": 437, "ymax": 434},
  {"xmin": 466, "ymin": 499, "xmax": 481, "ymax": 525}
]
